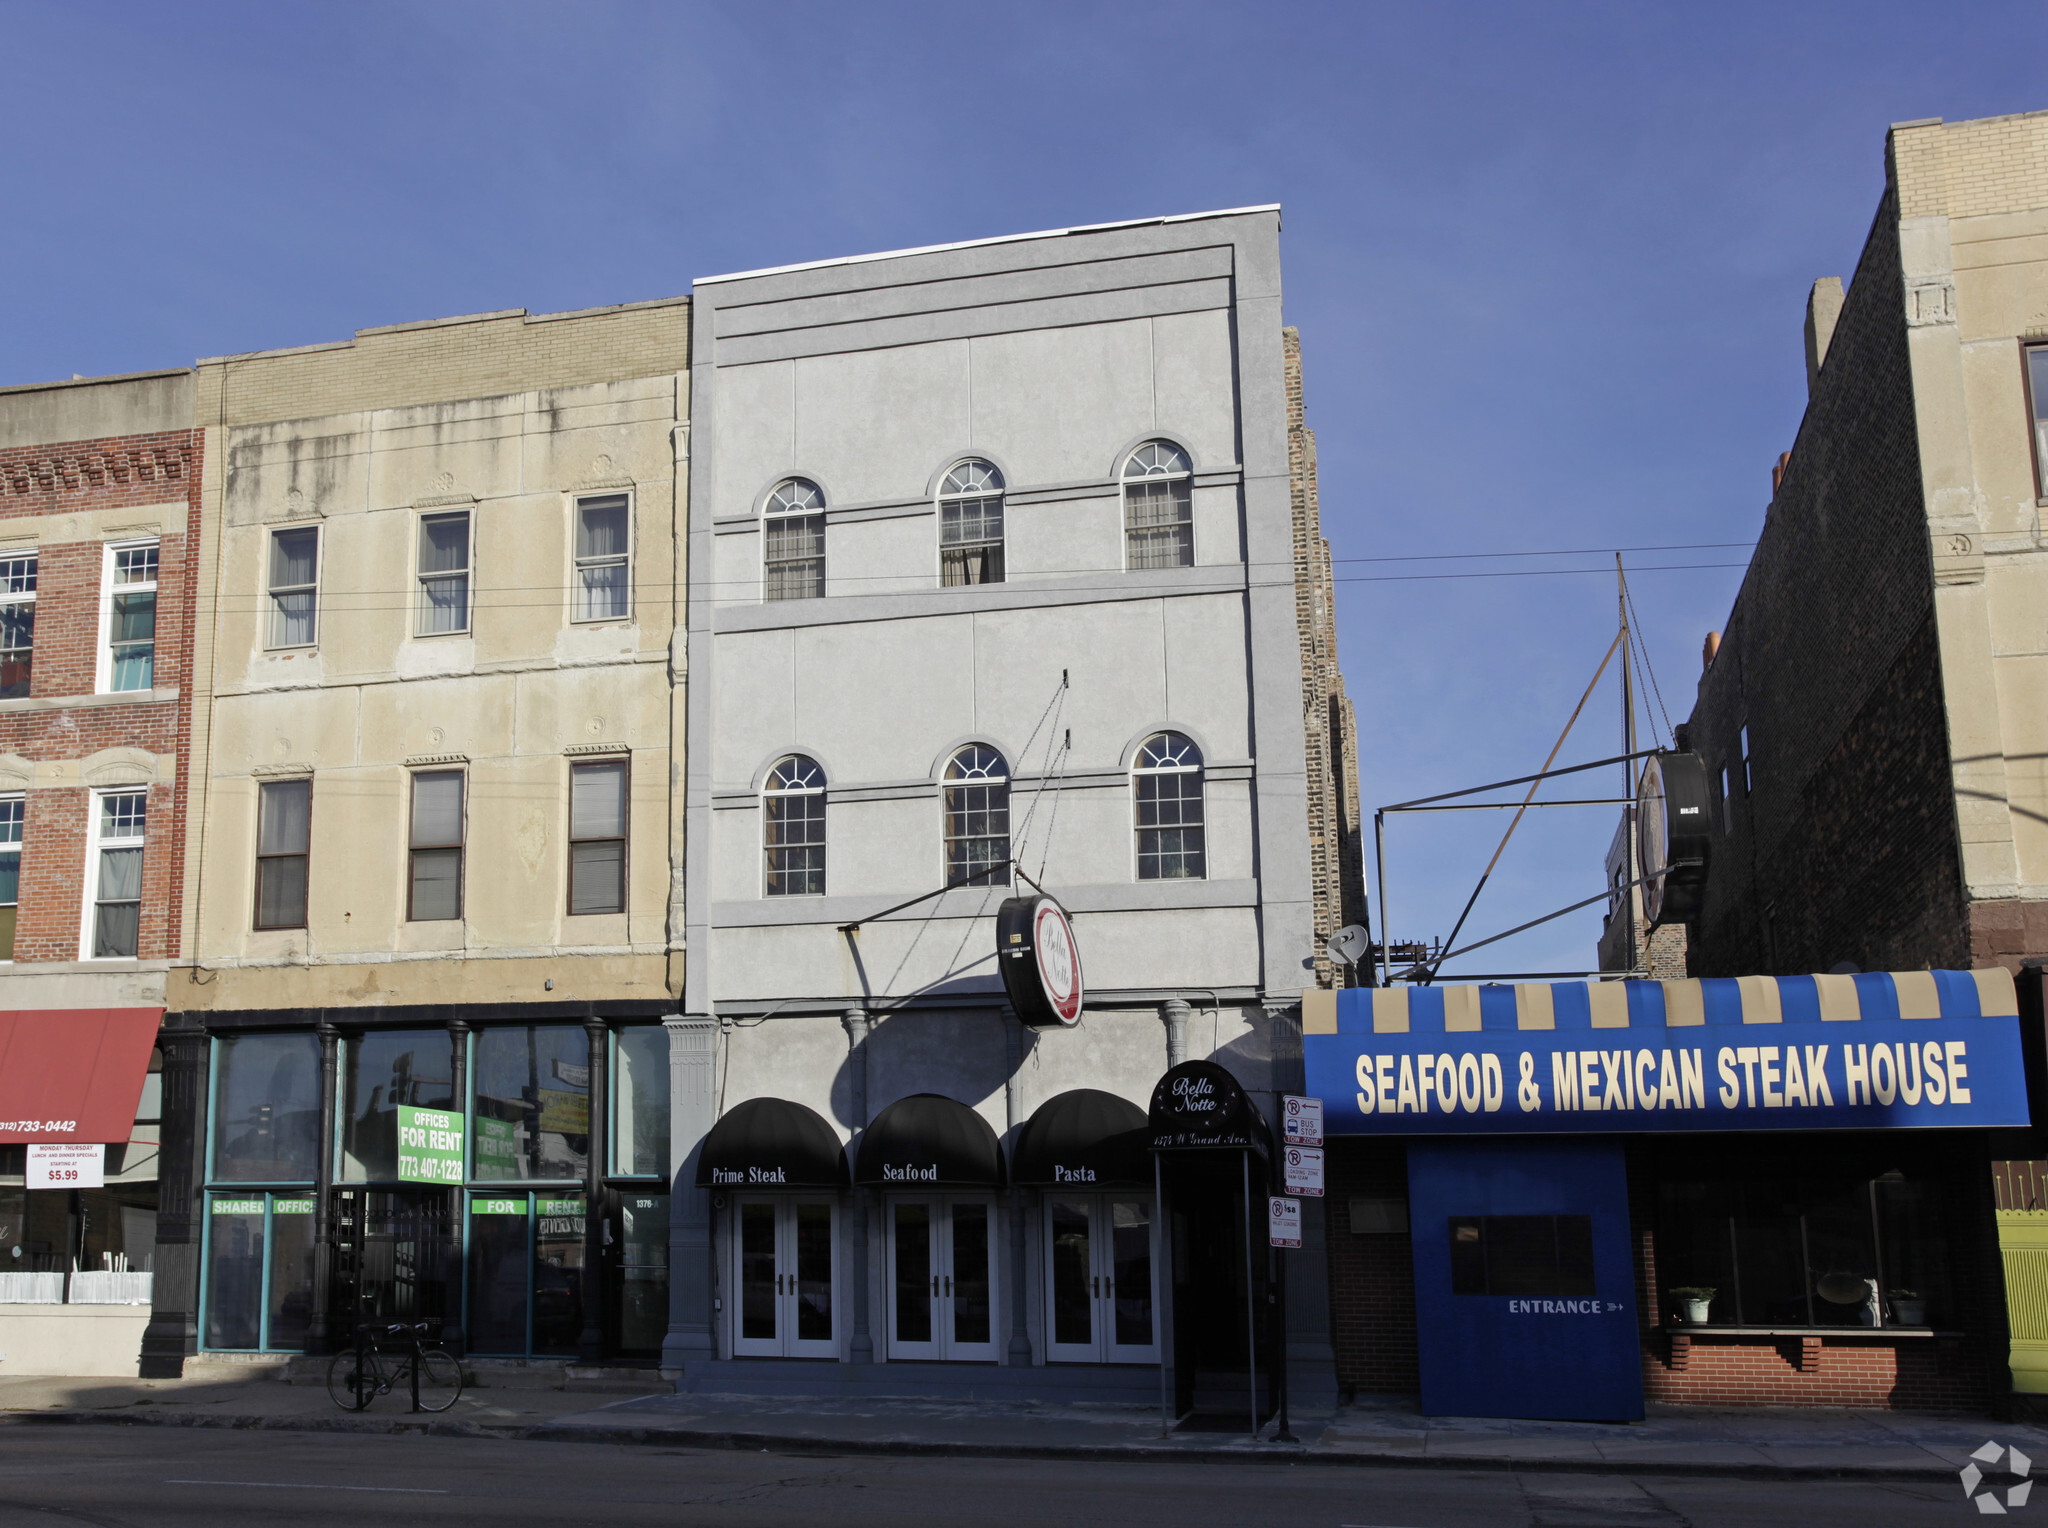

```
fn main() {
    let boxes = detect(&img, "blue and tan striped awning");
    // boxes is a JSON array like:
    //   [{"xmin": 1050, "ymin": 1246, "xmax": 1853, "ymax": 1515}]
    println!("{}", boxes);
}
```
[
  {"xmin": 1300, "ymin": 968, "xmax": 2029, "ymax": 1135},
  {"xmin": 1302, "ymin": 967, "xmax": 2017, "ymax": 1035}
]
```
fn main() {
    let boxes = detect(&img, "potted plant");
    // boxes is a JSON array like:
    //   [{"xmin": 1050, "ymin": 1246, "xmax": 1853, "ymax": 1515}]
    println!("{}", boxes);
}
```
[
  {"xmin": 1668, "ymin": 1286, "xmax": 1715, "ymax": 1324},
  {"xmin": 1890, "ymin": 1289, "xmax": 1926, "ymax": 1326}
]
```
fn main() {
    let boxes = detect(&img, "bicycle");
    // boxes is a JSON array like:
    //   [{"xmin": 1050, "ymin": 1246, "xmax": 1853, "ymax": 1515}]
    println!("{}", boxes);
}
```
[{"xmin": 326, "ymin": 1321, "xmax": 465, "ymax": 1413}]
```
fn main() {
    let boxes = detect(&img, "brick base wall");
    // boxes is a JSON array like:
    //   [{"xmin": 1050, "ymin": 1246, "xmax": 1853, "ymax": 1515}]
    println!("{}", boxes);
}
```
[
  {"xmin": 1970, "ymin": 899, "xmax": 2048, "ymax": 974},
  {"xmin": 1324, "ymin": 1138, "xmax": 1419, "ymax": 1394},
  {"xmin": 1644, "ymin": 1330, "xmax": 1984, "ymax": 1409}
]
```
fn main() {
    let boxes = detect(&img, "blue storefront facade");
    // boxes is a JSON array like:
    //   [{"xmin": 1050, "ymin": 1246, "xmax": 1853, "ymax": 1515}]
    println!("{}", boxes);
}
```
[{"xmin": 1305, "ymin": 967, "xmax": 2034, "ymax": 1417}]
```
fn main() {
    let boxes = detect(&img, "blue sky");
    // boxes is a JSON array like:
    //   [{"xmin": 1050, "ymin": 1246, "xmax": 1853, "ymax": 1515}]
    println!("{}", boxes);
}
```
[{"xmin": 5, "ymin": 2, "xmax": 2045, "ymax": 976}]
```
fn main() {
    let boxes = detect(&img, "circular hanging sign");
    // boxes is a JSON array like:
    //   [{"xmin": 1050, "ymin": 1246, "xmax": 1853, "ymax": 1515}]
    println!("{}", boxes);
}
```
[
  {"xmin": 1635, "ymin": 749, "xmax": 1714, "ymax": 926},
  {"xmin": 996, "ymin": 894, "xmax": 1085, "ymax": 1030}
]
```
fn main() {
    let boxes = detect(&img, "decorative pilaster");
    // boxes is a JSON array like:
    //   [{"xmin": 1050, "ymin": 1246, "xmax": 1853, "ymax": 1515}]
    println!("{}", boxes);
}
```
[
  {"xmin": 661, "ymin": 1015, "xmax": 717, "ymax": 1378},
  {"xmin": 305, "ymin": 1021, "xmax": 341, "ymax": 1355},
  {"xmin": 578, "ymin": 1016, "xmax": 609, "ymax": 1364},
  {"xmin": 139, "ymin": 1024, "xmax": 207, "ymax": 1378},
  {"xmin": 1162, "ymin": 998, "xmax": 1190, "ymax": 1069},
  {"xmin": 843, "ymin": 1007, "xmax": 873, "ymax": 1365},
  {"xmin": 442, "ymin": 1020, "xmax": 470, "ymax": 1354}
]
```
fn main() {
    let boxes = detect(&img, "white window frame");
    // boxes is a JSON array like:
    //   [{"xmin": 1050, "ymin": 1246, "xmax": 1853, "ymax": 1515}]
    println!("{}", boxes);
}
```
[
  {"xmin": 571, "ymin": 492, "xmax": 633, "ymax": 625},
  {"xmin": 0, "ymin": 792, "xmax": 22, "ymax": 962},
  {"xmin": 81, "ymin": 787, "xmax": 147, "ymax": 961},
  {"xmin": 1120, "ymin": 442, "xmax": 1195, "ymax": 571},
  {"xmin": 936, "ymin": 460, "xmax": 1005, "ymax": 588},
  {"xmin": 762, "ymin": 754, "xmax": 827, "ymax": 897},
  {"xmin": 415, "ymin": 511, "xmax": 473, "ymax": 638},
  {"xmin": 265, "ymin": 525, "xmax": 320, "ymax": 651},
  {"xmin": 96, "ymin": 540, "xmax": 160, "ymax": 694},
  {"xmin": 942, "ymin": 744, "xmax": 1010, "ymax": 888},
  {"xmin": 0, "ymin": 552, "xmax": 37, "ymax": 701},
  {"xmin": 762, "ymin": 479, "xmax": 826, "ymax": 602},
  {"xmin": 1131, "ymin": 731, "xmax": 1207, "ymax": 881}
]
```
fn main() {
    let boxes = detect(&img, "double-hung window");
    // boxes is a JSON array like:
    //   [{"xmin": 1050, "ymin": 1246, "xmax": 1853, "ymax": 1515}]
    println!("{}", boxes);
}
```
[
  {"xmin": 101, "ymin": 543, "xmax": 158, "ymax": 692},
  {"xmin": 943, "ymin": 745, "xmax": 1010, "ymax": 887},
  {"xmin": 763, "ymin": 754, "xmax": 826, "ymax": 896},
  {"xmin": 255, "ymin": 779, "xmax": 311, "ymax": 930},
  {"xmin": 1121, "ymin": 443, "xmax": 1194, "ymax": 570},
  {"xmin": 0, "ymin": 554, "xmax": 35, "ymax": 699},
  {"xmin": 1133, "ymin": 731, "xmax": 1205, "ymax": 880},
  {"xmin": 939, "ymin": 461, "xmax": 1005, "ymax": 587},
  {"xmin": 416, "ymin": 512, "xmax": 472, "ymax": 636},
  {"xmin": 763, "ymin": 480, "xmax": 825, "ymax": 602},
  {"xmin": 267, "ymin": 527, "xmax": 319, "ymax": 649},
  {"xmin": 408, "ymin": 771, "xmax": 464, "ymax": 921},
  {"xmin": 87, "ymin": 790, "xmax": 146, "ymax": 958},
  {"xmin": 568, "ymin": 760, "xmax": 628, "ymax": 914},
  {"xmin": 0, "ymin": 796, "xmax": 21, "ymax": 959},
  {"xmin": 574, "ymin": 495, "xmax": 631, "ymax": 623}
]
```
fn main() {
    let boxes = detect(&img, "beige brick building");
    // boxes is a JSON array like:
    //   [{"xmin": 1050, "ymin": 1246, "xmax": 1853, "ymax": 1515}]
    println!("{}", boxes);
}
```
[{"xmin": 145, "ymin": 298, "xmax": 692, "ymax": 1374}]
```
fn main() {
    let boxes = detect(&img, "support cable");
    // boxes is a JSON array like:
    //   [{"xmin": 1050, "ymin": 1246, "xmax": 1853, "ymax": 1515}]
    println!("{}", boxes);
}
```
[
  {"xmin": 1418, "ymin": 631, "xmax": 1624, "ymax": 981},
  {"xmin": 1621, "ymin": 572, "xmax": 1676, "ymax": 747}
]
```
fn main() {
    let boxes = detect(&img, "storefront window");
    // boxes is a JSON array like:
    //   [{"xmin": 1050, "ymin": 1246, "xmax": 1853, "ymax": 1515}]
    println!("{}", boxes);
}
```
[
  {"xmin": 203, "ymin": 1193, "xmax": 314, "ymax": 1350},
  {"xmin": 1655, "ymin": 1143, "xmax": 1954, "ymax": 1328},
  {"xmin": 472, "ymin": 1026, "xmax": 589, "ymax": 1183},
  {"xmin": 211, "ymin": 1032, "xmax": 322, "ymax": 1182},
  {"xmin": 612, "ymin": 1026, "xmax": 669, "ymax": 1179},
  {"xmin": 465, "ymin": 1192, "xmax": 586, "ymax": 1355},
  {"xmin": 340, "ymin": 1029, "xmax": 456, "ymax": 1182}
]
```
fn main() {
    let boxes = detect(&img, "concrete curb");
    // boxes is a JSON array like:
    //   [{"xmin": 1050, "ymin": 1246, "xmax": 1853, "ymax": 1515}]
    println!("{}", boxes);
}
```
[{"xmin": 0, "ymin": 1406, "xmax": 1966, "ymax": 1483}]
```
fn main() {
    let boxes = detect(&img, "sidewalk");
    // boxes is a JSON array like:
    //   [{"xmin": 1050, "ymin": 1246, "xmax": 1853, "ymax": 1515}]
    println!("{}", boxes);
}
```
[{"xmin": 0, "ymin": 1371, "xmax": 2037, "ymax": 1482}]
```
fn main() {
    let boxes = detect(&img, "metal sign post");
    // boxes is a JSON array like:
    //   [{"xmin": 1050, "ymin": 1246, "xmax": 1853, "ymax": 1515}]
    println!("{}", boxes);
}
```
[{"xmin": 1268, "ymin": 1194, "xmax": 1302, "ymax": 1444}]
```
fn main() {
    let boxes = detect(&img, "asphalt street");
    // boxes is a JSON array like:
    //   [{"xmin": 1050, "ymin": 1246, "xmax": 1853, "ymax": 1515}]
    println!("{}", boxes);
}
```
[{"xmin": 0, "ymin": 1425, "xmax": 1970, "ymax": 1527}]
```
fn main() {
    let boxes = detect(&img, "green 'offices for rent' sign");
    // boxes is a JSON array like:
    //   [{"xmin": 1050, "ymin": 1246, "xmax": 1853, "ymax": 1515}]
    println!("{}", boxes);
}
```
[{"xmin": 397, "ymin": 1105, "xmax": 465, "ymax": 1184}]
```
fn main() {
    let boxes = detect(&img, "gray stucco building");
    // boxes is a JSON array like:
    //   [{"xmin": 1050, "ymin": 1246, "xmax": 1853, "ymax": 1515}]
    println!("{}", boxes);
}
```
[{"xmin": 669, "ymin": 207, "xmax": 1362, "ymax": 1415}]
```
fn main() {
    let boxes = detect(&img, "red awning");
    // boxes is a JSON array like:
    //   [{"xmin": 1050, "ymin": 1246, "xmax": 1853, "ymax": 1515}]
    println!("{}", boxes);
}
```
[{"xmin": 0, "ymin": 1009, "xmax": 161, "ymax": 1144}]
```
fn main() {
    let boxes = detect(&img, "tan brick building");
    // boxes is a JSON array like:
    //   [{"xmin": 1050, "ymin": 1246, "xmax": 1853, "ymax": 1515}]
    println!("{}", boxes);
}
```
[
  {"xmin": 1687, "ymin": 110, "xmax": 2048, "ymax": 981},
  {"xmin": 144, "ymin": 298, "xmax": 691, "ymax": 1375}
]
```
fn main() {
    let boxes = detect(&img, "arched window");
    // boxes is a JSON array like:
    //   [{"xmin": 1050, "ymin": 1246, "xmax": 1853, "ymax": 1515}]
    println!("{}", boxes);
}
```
[
  {"xmin": 1121, "ymin": 442, "xmax": 1193, "ymax": 570},
  {"xmin": 763, "ymin": 754, "xmax": 826, "ymax": 896},
  {"xmin": 763, "ymin": 479, "xmax": 825, "ymax": 602},
  {"xmin": 938, "ymin": 460, "xmax": 1005, "ymax": 587},
  {"xmin": 944, "ymin": 745, "xmax": 1010, "ymax": 887},
  {"xmin": 1133, "ymin": 732, "xmax": 1204, "ymax": 880}
]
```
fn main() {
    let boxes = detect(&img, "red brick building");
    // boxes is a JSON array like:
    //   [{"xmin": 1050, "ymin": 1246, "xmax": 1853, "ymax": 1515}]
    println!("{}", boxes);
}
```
[{"xmin": 0, "ymin": 367, "xmax": 199, "ymax": 1338}]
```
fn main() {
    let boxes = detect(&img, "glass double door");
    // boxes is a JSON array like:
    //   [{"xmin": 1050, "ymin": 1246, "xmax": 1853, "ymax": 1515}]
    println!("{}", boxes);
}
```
[
  {"xmin": 888, "ymin": 1197, "xmax": 997, "ymax": 1362},
  {"xmin": 1045, "ymin": 1194, "xmax": 1158, "ymax": 1363},
  {"xmin": 732, "ymin": 1197, "xmax": 837, "ymax": 1357}
]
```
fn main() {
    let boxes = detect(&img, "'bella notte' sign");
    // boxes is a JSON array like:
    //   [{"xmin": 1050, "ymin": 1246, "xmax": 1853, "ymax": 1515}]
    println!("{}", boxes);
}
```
[
  {"xmin": 1149, "ymin": 1059, "xmax": 1271, "ymax": 1153},
  {"xmin": 1304, "ymin": 1003, "xmax": 2030, "ymax": 1136}
]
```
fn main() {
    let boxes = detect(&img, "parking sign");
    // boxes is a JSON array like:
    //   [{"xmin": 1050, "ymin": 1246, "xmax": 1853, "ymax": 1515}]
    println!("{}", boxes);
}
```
[
  {"xmin": 1283, "ymin": 1094, "xmax": 1323, "ymax": 1146},
  {"xmin": 1283, "ymin": 1145, "xmax": 1325, "ymax": 1197},
  {"xmin": 1269, "ymin": 1195, "xmax": 1302, "ymax": 1248}
]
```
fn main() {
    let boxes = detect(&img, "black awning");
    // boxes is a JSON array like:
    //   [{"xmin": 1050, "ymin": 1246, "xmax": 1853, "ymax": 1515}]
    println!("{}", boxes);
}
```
[
  {"xmin": 1011, "ymin": 1088, "xmax": 1150, "ymax": 1187},
  {"xmin": 696, "ymin": 1097, "xmax": 849, "ymax": 1189},
  {"xmin": 1148, "ymin": 1059, "xmax": 1273, "ymax": 1156},
  {"xmin": 854, "ymin": 1093, "xmax": 1006, "ymax": 1188}
]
